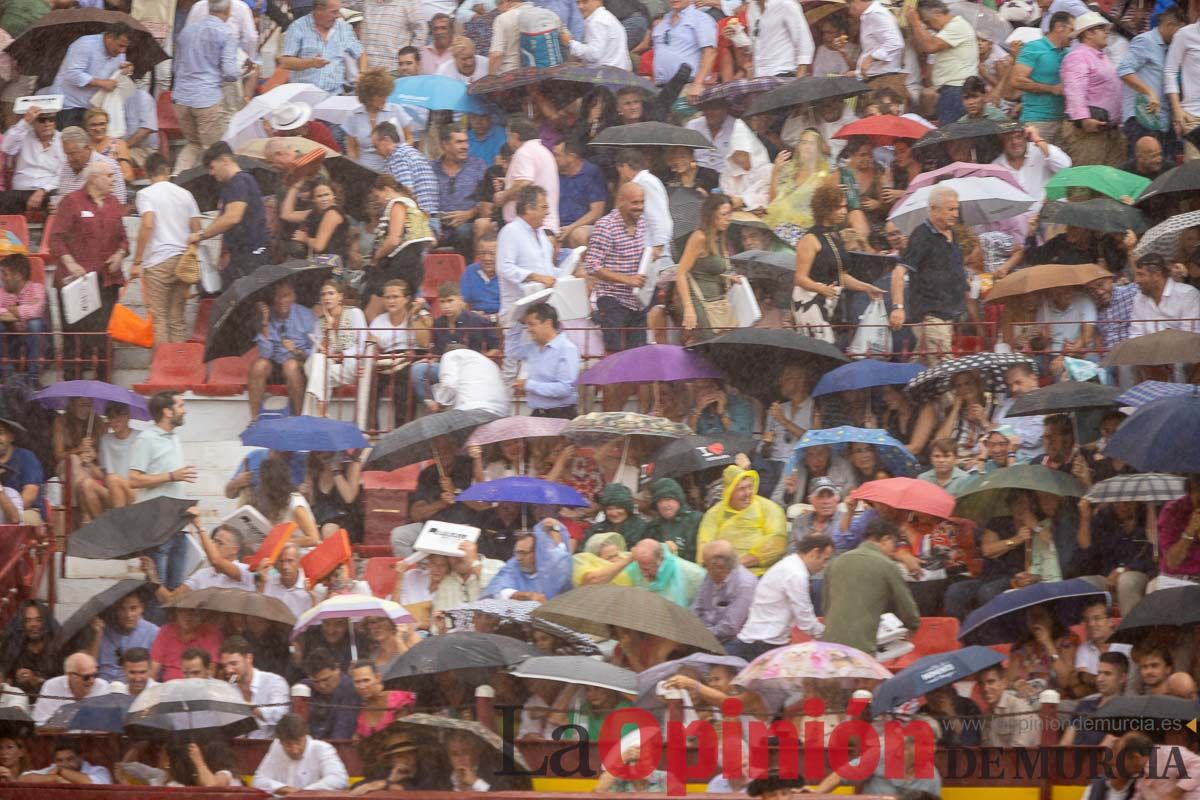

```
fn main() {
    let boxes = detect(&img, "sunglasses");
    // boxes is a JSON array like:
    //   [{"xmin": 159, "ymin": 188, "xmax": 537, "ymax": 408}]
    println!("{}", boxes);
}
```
[{"xmin": 70, "ymin": 672, "xmax": 98, "ymax": 682}]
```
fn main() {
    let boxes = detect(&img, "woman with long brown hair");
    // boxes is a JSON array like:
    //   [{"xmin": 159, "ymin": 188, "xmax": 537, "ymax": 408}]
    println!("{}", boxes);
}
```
[
  {"xmin": 675, "ymin": 194, "xmax": 744, "ymax": 343},
  {"xmin": 303, "ymin": 279, "xmax": 368, "ymax": 415}
]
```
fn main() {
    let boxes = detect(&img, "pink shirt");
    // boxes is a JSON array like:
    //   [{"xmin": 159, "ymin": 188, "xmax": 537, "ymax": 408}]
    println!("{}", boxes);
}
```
[
  {"xmin": 0, "ymin": 280, "xmax": 46, "ymax": 326},
  {"xmin": 150, "ymin": 622, "xmax": 223, "ymax": 681},
  {"xmin": 355, "ymin": 690, "xmax": 416, "ymax": 738},
  {"xmin": 1134, "ymin": 745, "xmax": 1200, "ymax": 800},
  {"xmin": 1158, "ymin": 495, "xmax": 1200, "ymax": 576},
  {"xmin": 1061, "ymin": 42, "xmax": 1122, "ymax": 123},
  {"xmin": 502, "ymin": 139, "xmax": 561, "ymax": 232}
]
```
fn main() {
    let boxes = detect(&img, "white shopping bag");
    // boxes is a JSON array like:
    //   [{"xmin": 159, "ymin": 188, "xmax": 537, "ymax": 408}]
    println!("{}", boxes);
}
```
[
  {"xmin": 847, "ymin": 298, "xmax": 890, "ymax": 356},
  {"xmin": 194, "ymin": 214, "xmax": 223, "ymax": 294},
  {"xmin": 60, "ymin": 271, "xmax": 101, "ymax": 324},
  {"xmin": 729, "ymin": 279, "xmax": 761, "ymax": 327}
]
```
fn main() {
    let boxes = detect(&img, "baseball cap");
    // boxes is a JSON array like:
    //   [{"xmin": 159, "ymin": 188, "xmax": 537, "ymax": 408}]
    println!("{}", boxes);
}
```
[{"xmin": 810, "ymin": 477, "xmax": 840, "ymax": 496}]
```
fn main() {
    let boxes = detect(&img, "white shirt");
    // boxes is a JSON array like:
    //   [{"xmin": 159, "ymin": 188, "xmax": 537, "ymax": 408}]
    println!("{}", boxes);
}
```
[
  {"xmin": 433, "ymin": 348, "xmax": 511, "ymax": 416},
  {"xmin": 747, "ymin": 0, "xmax": 814, "ymax": 78},
  {"xmin": 185, "ymin": 0, "xmax": 259, "ymax": 60},
  {"xmin": 496, "ymin": 216, "xmax": 557, "ymax": 317},
  {"xmin": 252, "ymin": 736, "xmax": 349, "ymax": 793},
  {"xmin": 420, "ymin": 44, "xmax": 455, "ymax": 75},
  {"xmin": 33, "ymin": 675, "xmax": 112, "ymax": 726},
  {"xmin": 26, "ymin": 760, "xmax": 112, "ymax": 784},
  {"xmin": 99, "ymin": 430, "xmax": 136, "ymax": 478},
  {"xmin": 135, "ymin": 180, "xmax": 202, "ymax": 267},
  {"xmin": 685, "ymin": 114, "xmax": 738, "ymax": 172},
  {"xmin": 568, "ymin": 5, "xmax": 631, "ymax": 70},
  {"xmin": 1075, "ymin": 641, "xmax": 1133, "ymax": 675},
  {"xmin": 1, "ymin": 120, "xmax": 64, "ymax": 192},
  {"xmin": 857, "ymin": 1, "xmax": 904, "ymax": 76},
  {"xmin": 993, "ymin": 142, "xmax": 1072, "ymax": 211},
  {"xmin": 262, "ymin": 571, "xmax": 315, "ymax": 618},
  {"xmin": 242, "ymin": 668, "xmax": 291, "ymax": 738},
  {"xmin": 994, "ymin": 395, "xmax": 1045, "ymax": 463},
  {"xmin": 185, "ymin": 560, "xmax": 255, "ymax": 592},
  {"xmin": 435, "ymin": 54, "xmax": 489, "ymax": 84},
  {"xmin": 108, "ymin": 677, "xmax": 160, "ymax": 697},
  {"xmin": 736, "ymin": 554, "xmax": 823, "ymax": 644},
  {"xmin": 1165, "ymin": 23, "xmax": 1200, "ymax": 114},
  {"xmin": 368, "ymin": 310, "xmax": 427, "ymax": 352},
  {"xmin": 631, "ymin": 169, "xmax": 672, "ymax": 248},
  {"xmin": 1129, "ymin": 279, "xmax": 1200, "ymax": 338}
]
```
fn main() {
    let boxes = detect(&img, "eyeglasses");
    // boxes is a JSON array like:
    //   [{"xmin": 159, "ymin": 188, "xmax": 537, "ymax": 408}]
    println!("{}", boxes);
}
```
[
  {"xmin": 514, "ymin": 548, "xmax": 534, "ymax": 556},
  {"xmin": 36, "ymin": 116, "xmax": 56, "ymax": 124},
  {"xmin": 69, "ymin": 672, "xmax": 98, "ymax": 682}
]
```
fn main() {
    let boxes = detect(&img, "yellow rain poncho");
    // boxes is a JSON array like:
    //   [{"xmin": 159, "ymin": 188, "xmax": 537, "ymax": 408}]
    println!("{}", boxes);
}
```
[{"xmin": 695, "ymin": 465, "xmax": 788, "ymax": 576}]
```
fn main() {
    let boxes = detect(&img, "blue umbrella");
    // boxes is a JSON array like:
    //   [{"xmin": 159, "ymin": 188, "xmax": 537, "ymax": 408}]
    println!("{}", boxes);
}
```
[
  {"xmin": 1104, "ymin": 396, "xmax": 1200, "ymax": 473},
  {"xmin": 33, "ymin": 380, "xmax": 151, "ymax": 421},
  {"xmin": 240, "ymin": 415, "xmax": 368, "ymax": 452},
  {"xmin": 959, "ymin": 578, "xmax": 1109, "ymax": 646},
  {"xmin": 458, "ymin": 476, "xmax": 589, "ymax": 507},
  {"xmin": 44, "ymin": 693, "xmax": 134, "ymax": 732},
  {"xmin": 389, "ymin": 75, "xmax": 486, "ymax": 114},
  {"xmin": 1116, "ymin": 381, "xmax": 1200, "ymax": 408},
  {"xmin": 870, "ymin": 646, "xmax": 1005, "ymax": 715},
  {"xmin": 787, "ymin": 425, "xmax": 919, "ymax": 477},
  {"xmin": 812, "ymin": 360, "xmax": 925, "ymax": 397}
]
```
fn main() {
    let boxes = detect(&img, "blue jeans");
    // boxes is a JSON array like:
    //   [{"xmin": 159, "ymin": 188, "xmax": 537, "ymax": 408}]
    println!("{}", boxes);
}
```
[
  {"xmin": 2, "ymin": 316, "xmax": 45, "ymax": 382},
  {"xmin": 944, "ymin": 576, "xmax": 1011, "ymax": 621},
  {"xmin": 411, "ymin": 362, "xmax": 439, "ymax": 402},
  {"xmin": 150, "ymin": 533, "xmax": 192, "ymax": 591},
  {"xmin": 936, "ymin": 85, "xmax": 966, "ymax": 126}
]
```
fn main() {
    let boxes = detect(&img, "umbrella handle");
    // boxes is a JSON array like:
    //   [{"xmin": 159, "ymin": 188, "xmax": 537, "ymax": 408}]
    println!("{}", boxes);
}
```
[{"xmin": 1148, "ymin": 502, "xmax": 1160, "ymax": 561}]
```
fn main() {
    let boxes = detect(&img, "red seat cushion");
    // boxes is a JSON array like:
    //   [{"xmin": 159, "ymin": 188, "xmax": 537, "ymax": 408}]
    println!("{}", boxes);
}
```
[{"xmin": 133, "ymin": 342, "xmax": 206, "ymax": 393}]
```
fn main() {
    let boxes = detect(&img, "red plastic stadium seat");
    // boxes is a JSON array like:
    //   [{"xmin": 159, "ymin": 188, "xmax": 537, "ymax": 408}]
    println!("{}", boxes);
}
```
[
  {"xmin": 33, "ymin": 214, "xmax": 55, "ymax": 260},
  {"xmin": 364, "ymin": 556, "xmax": 402, "ymax": 598},
  {"xmin": 421, "ymin": 252, "xmax": 466, "ymax": 300},
  {"xmin": 133, "ymin": 342, "xmax": 206, "ymax": 393},
  {"xmin": 195, "ymin": 348, "xmax": 256, "ymax": 396},
  {"xmin": 27, "ymin": 256, "xmax": 44, "ymax": 284},
  {"xmin": 156, "ymin": 91, "xmax": 182, "ymax": 138},
  {"xmin": 0, "ymin": 215, "xmax": 30, "ymax": 247},
  {"xmin": 890, "ymin": 617, "xmax": 962, "ymax": 670}
]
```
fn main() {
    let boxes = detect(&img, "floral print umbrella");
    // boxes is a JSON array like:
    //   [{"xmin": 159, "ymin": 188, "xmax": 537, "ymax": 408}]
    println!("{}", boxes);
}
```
[{"xmin": 563, "ymin": 412, "xmax": 691, "ymax": 443}]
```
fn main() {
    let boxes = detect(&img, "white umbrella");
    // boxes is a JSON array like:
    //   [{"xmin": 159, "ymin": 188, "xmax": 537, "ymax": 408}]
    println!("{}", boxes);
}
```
[
  {"xmin": 224, "ymin": 83, "xmax": 330, "ymax": 148},
  {"xmin": 887, "ymin": 176, "xmax": 1035, "ymax": 235},
  {"xmin": 312, "ymin": 95, "xmax": 361, "ymax": 125}
]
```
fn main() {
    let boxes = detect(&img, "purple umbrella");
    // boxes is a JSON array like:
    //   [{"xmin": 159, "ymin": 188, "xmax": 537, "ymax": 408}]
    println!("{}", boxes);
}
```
[
  {"xmin": 578, "ymin": 344, "xmax": 722, "ymax": 385},
  {"xmin": 33, "ymin": 380, "xmax": 151, "ymax": 421}
]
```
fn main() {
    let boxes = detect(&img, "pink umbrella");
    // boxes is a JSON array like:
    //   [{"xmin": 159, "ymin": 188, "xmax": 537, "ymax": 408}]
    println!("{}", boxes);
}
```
[
  {"xmin": 906, "ymin": 161, "xmax": 1026, "ymax": 195},
  {"xmin": 465, "ymin": 415, "xmax": 569, "ymax": 447}
]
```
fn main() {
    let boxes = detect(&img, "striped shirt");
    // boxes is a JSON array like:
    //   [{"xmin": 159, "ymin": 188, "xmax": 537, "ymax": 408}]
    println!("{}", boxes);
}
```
[
  {"xmin": 57, "ymin": 150, "xmax": 127, "ymax": 204},
  {"xmin": 584, "ymin": 209, "xmax": 646, "ymax": 310},
  {"xmin": 281, "ymin": 15, "xmax": 364, "ymax": 93},
  {"xmin": 383, "ymin": 143, "xmax": 440, "ymax": 217},
  {"xmin": 364, "ymin": 0, "xmax": 426, "ymax": 68},
  {"xmin": 1097, "ymin": 282, "xmax": 1137, "ymax": 349},
  {"xmin": 0, "ymin": 280, "xmax": 46, "ymax": 324}
]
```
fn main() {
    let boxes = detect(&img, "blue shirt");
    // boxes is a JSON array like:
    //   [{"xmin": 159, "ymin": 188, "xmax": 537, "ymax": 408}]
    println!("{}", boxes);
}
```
[
  {"xmin": 0, "ymin": 446, "xmax": 43, "ymax": 501},
  {"xmin": 172, "ymin": 15, "xmax": 240, "ymax": 108},
  {"xmin": 1118, "ymin": 29, "xmax": 1170, "ymax": 127},
  {"xmin": 255, "ymin": 303, "xmax": 316, "ymax": 364},
  {"xmin": 651, "ymin": 4, "xmax": 717, "ymax": 86},
  {"xmin": 341, "ymin": 103, "xmax": 410, "ymax": 172},
  {"xmin": 518, "ymin": 332, "xmax": 580, "ymax": 409},
  {"xmin": 219, "ymin": 171, "xmax": 269, "ymax": 257},
  {"xmin": 281, "ymin": 15, "xmax": 364, "ymax": 93},
  {"xmin": 533, "ymin": 0, "xmax": 584, "ymax": 38},
  {"xmin": 53, "ymin": 34, "xmax": 127, "ymax": 111},
  {"xmin": 432, "ymin": 156, "xmax": 488, "ymax": 214},
  {"xmin": 468, "ymin": 123, "xmax": 508, "ymax": 166},
  {"xmin": 1016, "ymin": 36, "xmax": 1066, "ymax": 122},
  {"xmin": 558, "ymin": 160, "xmax": 607, "ymax": 228},
  {"xmin": 461, "ymin": 262, "xmax": 500, "ymax": 313},
  {"xmin": 383, "ymin": 143, "xmax": 440, "ymax": 218},
  {"xmin": 97, "ymin": 617, "xmax": 159, "ymax": 682},
  {"xmin": 123, "ymin": 89, "xmax": 160, "ymax": 152},
  {"xmin": 304, "ymin": 672, "xmax": 360, "ymax": 740}
]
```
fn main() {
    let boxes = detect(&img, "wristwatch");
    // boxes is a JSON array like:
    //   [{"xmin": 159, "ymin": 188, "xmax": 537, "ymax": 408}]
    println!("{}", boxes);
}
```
[{"xmin": 894, "ymin": 304, "xmax": 905, "ymax": 310}]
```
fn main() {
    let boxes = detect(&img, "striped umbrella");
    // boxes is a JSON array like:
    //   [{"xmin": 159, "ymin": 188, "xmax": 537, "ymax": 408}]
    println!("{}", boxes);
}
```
[
  {"xmin": 1117, "ymin": 381, "xmax": 1200, "ymax": 408},
  {"xmin": 290, "ymin": 593, "xmax": 414, "ymax": 640},
  {"xmin": 1085, "ymin": 473, "xmax": 1187, "ymax": 504}
]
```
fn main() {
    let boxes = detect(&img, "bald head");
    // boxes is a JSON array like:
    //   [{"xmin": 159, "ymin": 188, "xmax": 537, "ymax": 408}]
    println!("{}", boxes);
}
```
[
  {"xmin": 701, "ymin": 539, "xmax": 737, "ymax": 582},
  {"xmin": 617, "ymin": 181, "xmax": 645, "ymax": 223},
  {"xmin": 64, "ymin": 652, "xmax": 99, "ymax": 699},
  {"xmin": 632, "ymin": 538, "xmax": 663, "ymax": 581},
  {"xmin": 1135, "ymin": 136, "xmax": 1163, "ymax": 175}
]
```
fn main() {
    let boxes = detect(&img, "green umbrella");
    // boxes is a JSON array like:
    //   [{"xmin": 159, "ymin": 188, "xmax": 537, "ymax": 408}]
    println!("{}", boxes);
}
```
[
  {"xmin": 953, "ymin": 464, "xmax": 1086, "ymax": 521},
  {"xmin": 1044, "ymin": 166, "xmax": 1151, "ymax": 203}
]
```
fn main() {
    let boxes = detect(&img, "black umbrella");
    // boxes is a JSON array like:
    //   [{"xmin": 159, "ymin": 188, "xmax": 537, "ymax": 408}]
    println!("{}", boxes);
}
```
[
  {"xmin": 382, "ymin": 632, "xmax": 540, "ymax": 688},
  {"xmin": 641, "ymin": 432, "xmax": 760, "ymax": 485},
  {"xmin": 365, "ymin": 408, "xmax": 503, "ymax": 471},
  {"xmin": 912, "ymin": 119, "xmax": 1004, "ymax": 152},
  {"xmin": 1135, "ymin": 160, "xmax": 1200, "ymax": 207},
  {"xmin": 1040, "ymin": 198, "xmax": 1148, "ymax": 234},
  {"xmin": 174, "ymin": 156, "xmax": 279, "ymax": 213},
  {"xmin": 1109, "ymin": 586, "xmax": 1200, "ymax": 644},
  {"xmin": 905, "ymin": 352, "xmax": 1037, "ymax": 404},
  {"xmin": 67, "ymin": 497, "xmax": 196, "ymax": 560},
  {"xmin": 56, "ymin": 579, "xmax": 152, "ymax": 649},
  {"xmin": 204, "ymin": 261, "xmax": 335, "ymax": 361},
  {"xmin": 0, "ymin": 706, "xmax": 33, "ymax": 739},
  {"xmin": 730, "ymin": 250, "xmax": 794, "ymax": 284},
  {"xmin": 1004, "ymin": 381, "xmax": 1122, "ymax": 417},
  {"xmin": 165, "ymin": 587, "xmax": 297, "ymax": 626},
  {"xmin": 669, "ymin": 186, "xmax": 706, "ymax": 242},
  {"xmin": 44, "ymin": 693, "xmax": 133, "ymax": 733},
  {"xmin": 325, "ymin": 155, "xmax": 382, "ymax": 221},
  {"xmin": 687, "ymin": 328, "xmax": 849, "ymax": 401},
  {"xmin": 1091, "ymin": 696, "xmax": 1200, "ymax": 736},
  {"xmin": 846, "ymin": 251, "xmax": 899, "ymax": 285},
  {"xmin": 590, "ymin": 122, "xmax": 714, "ymax": 149},
  {"xmin": 5, "ymin": 9, "xmax": 168, "ymax": 86},
  {"xmin": 744, "ymin": 75, "xmax": 869, "ymax": 117},
  {"xmin": 124, "ymin": 678, "xmax": 258, "ymax": 742}
]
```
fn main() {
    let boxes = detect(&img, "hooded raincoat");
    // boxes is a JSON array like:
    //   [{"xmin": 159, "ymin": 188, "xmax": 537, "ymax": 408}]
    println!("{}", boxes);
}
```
[
  {"xmin": 644, "ymin": 478, "xmax": 704, "ymax": 562},
  {"xmin": 695, "ymin": 466, "xmax": 788, "ymax": 576},
  {"xmin": 621, "ymin": 541, "xmax": 707, "ymax": 607},
  {"xmin": 586, "ymin": 484, "xmax": 650, "ymax": 542},
  {"xmin": 482, "ymin": 522, "xmax": 574, "ymax": 600}
]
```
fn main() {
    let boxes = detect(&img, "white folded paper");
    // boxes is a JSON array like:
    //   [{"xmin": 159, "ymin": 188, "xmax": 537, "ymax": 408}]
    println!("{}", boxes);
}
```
[{"xmin": 728, "ymin": 278, "xmax": 762, "ymax": 327}]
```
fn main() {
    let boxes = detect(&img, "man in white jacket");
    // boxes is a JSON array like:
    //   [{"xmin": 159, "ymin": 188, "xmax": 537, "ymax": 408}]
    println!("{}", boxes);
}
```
[
  {"xmin": 560, "ymin": 0, "xmax": 632, "ymax": 70},
  {"xmin": 251, "ymin": 714, "xmax": 349, "ymax": 795}
]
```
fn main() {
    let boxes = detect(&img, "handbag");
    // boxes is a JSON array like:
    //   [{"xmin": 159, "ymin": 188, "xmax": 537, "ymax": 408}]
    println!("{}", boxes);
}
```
[
  {"xmin": 174, "ymin": 245, "xmax": 201, "ymax": 285},
  {"xmin": 791, "ymin": 229, "xmax": 847, "ymax": 343},
  {"xmin": 686, "ymin": 272, "xmax": 737, "ymax": 333},
  {"xmin": 107, "ymin": 283, "xmax": 154, "ymax": 348}
]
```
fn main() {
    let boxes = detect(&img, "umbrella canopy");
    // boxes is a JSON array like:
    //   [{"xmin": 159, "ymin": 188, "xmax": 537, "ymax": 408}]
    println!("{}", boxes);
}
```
[
  {"xmin": 469, "ymin": 64, "xmax": 654, "ymax": 103},
  {"xmin": 389, "ymin": 74, "xmax": 487, "ymax": 113},
  {"xmin": 696, "ymin": 77, "xmax": 791, "ymax": 115},
  {"xmin": 1003, "ymin": 381, "xmax": 1122, "ymax": 417},
  {"xmin": 641, "ymin": 432, "xmax": 760, "ymax": 484},
  {"xmin": 56, "ymin": 579, "xmax": 152, "ymax": 649},
  {"xmin": 1091, "ymin": 696, "xmax": 1200, "ymax": 734},
  {"xmin": 1116, "ymin": 381, "xmax": 1200, "ymax": 408},
  {"xmin": 1101, "ymin": 329, "xmax": 1200, "ymax": 367},
  {"xmin": 729, "ymin": 250, "xmax": 795, "ymax": 287},
  {"xmin": 849, "ymin": 478, "xmax": 957, "ymax": 518},
  {"xmin": 441, "ymin": 598, "xmax": 602, "ymax": 655},
  {"xmin": 589, "ymin": 121, "xmax": 714, "ymax": 149},
  {"xmin": 240, "ymin": 415, "xmax": 368, "ymax": 452},
  {"xmin": 1110, "ymin": 586, "xmax": 1200, "ymax": 644},
  {"xmin": 870, "ymin": 646, "xmax": 1005, "ymax": 715},
  {"xmin": 1105, "ymin": 396, "xmax": 1200, "ymax": 472},
  {"xmin": 292, "ymin": 593, "xmax": 414, "ymax": 639},
  {"xmin": 578, "ymin": 344, "xmax": 722, "ymax": 385},
  {"xmin": 383, "ymin": 632, "xmax": 541, "ymax": 687},
  {"xmin": 668, "ymin": 186, "xmax": 705, "ymax": 241},
  {"xmin": 912, "ymin": 119, "xmax": 1004, "ymax": 152},
  {"xmin": 906, "ymin": 161, "xmax": 1027, "ymax": 194},
  {"xmin": 124, "ymin": 678, "xmax": 258, "ymax": 741},
  {"xmin": 33, "ymin": 380, "xmax": 150, "ymax": 421},
  {"xmin": 1131, "ymin": 210, "xmax": 1200, "ymax": 260},
  {"xmin": 745, "ymin": 75, "xmax": 870, "ymax": 116},
  {"xmin": 635, "ymin": 654, "xmax": 748, "ymax": 708},
  {"xmin": 905, "ymin": 352, "xmax": 1037, "ymax": 404},
  {"xmin": 458, "ymin": 476, "xmax": 589, "ymax": 507},
  {"xmin": 948, "ymin": 0, "xmax": 1011, "ymax": 39},
  {"xmin": 68, "ymin": 497, "xmax": 196, "ymax": 560},
  {"xmin": 6, "ymin": 9, "xmax": 167, "ymax": 85},
  {"xmin": 174, "ymin": 156, "xmax": 278, "ymax": 212},
  {"xmin": 733, "ymin": 642, "xmax": 891, "ymax": 709},
  {"xmin": 365, "ymin": 714, "xmax": 530, "ymax": 770},
  {"xmin": 953, "ymin": 464, "xmax": 1087, "ymax": 522},
  {"xmin": 960, "ymin": 578, "xmax": 1110, "ymax": 645},
  {"xmin": 204, "ymin": 261, "xmax": 334, "ymax": 361},
  {"xmin": 789, "ymin": 426, "xmax": 919, "ymax": 478},
  {"xmin": 833, "ymin": 114, "xmax": 934, "ymax": 144},
  {"xmin": 984, "ymin": 263, "xmax": 1112, "ymax": 304},
  {"xmin": 165, "ymin": 588, "xmax": 296, "ymax": 626},
  {"xmin": 509, "ymin": 655, "xmax": 637, "ymax": 693},
  {"xmin": 563, "ymin": 412, "xmax": 691, "ymax": 443},
  {"xmin": 688, "ymin": 328, "xmax": 849, "ymax": 401},
  {"xmin": 324, "ymin": 155, "xmax": 382, "ymax": 221},
  {"xmin": 309, "ymin": 96, "xmax": 361, "ymax": 125},
  {"xmin": 1044, "ymin": 166, "xmax": 1151, "ymax": 203},
  {"xmin": 812, "ymin": 360, "xmax": 924, "ymax": 397},
  {"xmin": 1135, "ymin": 160, "xmax": 1200, "ymax": 207},
  {"xmin": 0, "ymin": 706, "xmax": 32, "ymax": 738},
  {"xmin": 1086, "ymin": 473, "xmax": 1187, "ymax": 505},
  {"xmin": 464, "ymin": 416, "xmax": 567, "ymax": 447},
  {"xmin": 44, "ymin": 693, "xmax": 133, "ymax": 733},
  {"xmin": 1040, "ymin": 198, "xmax": 1148, "ymax": 234},
  {"xmin": 366, "ymin": 408, "xmax": 503, "ymax": 471},
  {"xmin": 224, "ymin": 83, "xmax": 330, "ymax": 148},
  {"xmin": 533, "ymin": 584, "xmax": 724, "ymax": 654},
  {"xmin": 889, "ymin": 177, "xmax": 1035, "ymax": 235}
]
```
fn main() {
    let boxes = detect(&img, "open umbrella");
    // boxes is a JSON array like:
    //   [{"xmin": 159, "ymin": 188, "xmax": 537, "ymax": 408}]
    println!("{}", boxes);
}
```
[
  {"xmin": 124, "ymin": 678, "xmax": 258, "ymax": 741},
  {"xmin": 0, "ymin": 706, "xmax": 34, "ymax": 738},
  {"xmin": 578, "ymin": 344, "xmax": 721, "ymax": 385},
  {"xmin": 44, "ymin": 693, "xmax": 133, "ymax": 733},
  {"xmin": 589, "ymin": 121, "xmax": 714, "ymax": 149},
  {"xmin": 948, "ymin": 0, "xmax": 1011, "ymax": 39},
  {"xmin": 1109, "ymin": 586, "xmax": 1200, "ymax": 644},
  {"xmin": 959, "ymin": 578, "xmax": 1110, "ymax": 645},
  {"xmin": 235, "ymin": 136, "xmax": 338, "ymax": 161},
  {"xmin": 952, "ymin": 464, "xmax": 1086, "ymax": 522},
  {"xmin": 458, "ymin": 476, "xmax": 589, "ymax": 507},
  {"xmin": 33, "ymin": 380, "xmax": 150, "ymax": 421},
  {"xmin": 911, "ymin": 119, "xmax": 1004, "ymax": 152},
  {"xmin": 1116, "ymin": 381, "xmax": 1200, "ymax": 408},
  {"xmin": 905, "ymin": 161, "xmax": 1027, "ymax": 194},
  {"xmin": 1104, "ymin": 396, "xmax": 1200, "ymax": 472},
  {"xmin": 324, "ymin": 155, "xmax": 382, "ymax": 221},
  {"xmin": 733, "ymin": 641, "xmax": 891, "ymax": 709},
  {"xmin": 55, "ymin": 579, "xmax": 152, "ymax": 649},
  {"xmin": 291, "ymin": 593, "xmax": 414, "ymax": 640},
  {"xmin": 1135, "ymin": 160, "xmax": 1200, "ymax": 207},
  {"xmin": 366, "ymin": 408, "xmax": 504, "ymax": 470},
  {"xmin": 1091, "ymin": 695, "xmax": 1200, "ymax": 734},
  {"xmin": 1003, "ymin": 381, "xmax": 1122, "ymax": 417},
  {"xmin": 849, "ymin": 478, "xmax": 956, "ymax": 518},
  {"xmin": 365, "ymin": 714, "xmax": 530, "ymax": 770},
  {"xmin": 729, "ymin": 249, "xmax": 795, "ymax": 290},
  {"xmin": 1101, "ymin": 329, "xmax": 1200, "ymax": 367},
  {"xmin": 389, "ymin": 74, "xmax": 486, "ymax": 113},
  {"xmin": 543, "ymin": 64, "xmax": 656, "ymax": 95},
  {"xmin": 788, "ymin": 426, "xmax": 919, "ymax": 478},
  {"xmin": 641, "ymin": 432, "xmax": 760, "ymax": 484},
  {"xmin": 509, "ymin": 655, "xmax": 637, "ymax": 693},
  {"xmin": 889, "ymin": 177, "xmax": 1035, "ymax": 235},
  {"xmin": 204, "ymin": 261, "xmax": 334, "ymax": 361},
  {"xmin": 1086, "ymin": 473, "xmax": 1187, "ymax": 505},
  {"xmin": 984, "ymin": 263, "xmax": 1113, "ymax": 304},
  {"xmin": 905, "ymin": 352, "xmax": 1037, "ymax": 404},
  {"xmin": 563, "ymin": 412, "xmax": 691, "ymax": 443},
  {"xmin": 870, "ymin": 646, "xmax": 1005, "ymax": 715},
  {"xmin": 165, "ymin": 588, "xmax": 296, "ymax": 626},
  {"xmin": 383, "ymin": 631, "xmax": 541, "ymax": 687},
  {"xmin": 224, "ymin": 83, "xmax": 331, "ymax": 148},
  {"xmin": 745, "ymin": 75, "xmax": 870, "ymax": 117},
  {"xmin": 67, "ymin": 497, "xmax": 196, "ymax": 560},
  {"xmin": 635, "ymin": 654, "xmax": 748, "ymax": 708},
  {"xmin": 174, "ymin": 156, "xmax": 279, "ymax": 212},
  {"xmin": 1044, "ymin": 166, "xmax": 1151, "ymax": 203},
  {"xmin": 687, "ymin": 328, "xmax": 849, "ymax": 401},
  {"xmin": 6, "ymin": 9, "xmax": 167, "ymax": 85},
  {"xmin": 240, "ymin": 415, "xmax": 368, "ymax": 452},
  {"xmin": 464, "ymin": 416, "xmax": 568, "ymax": 448},
  {"xmin": 668, "ymin": 186, "xmax": 705, "ymax": 241},
  {"xmin": 1131, "ymin": 210, "xmax": 1200, "ymax": 260},
  {"xmin": 533, "ymin": 584, "xmax": 724, "ymax": 654},
  {"xmin": 812, "ymin": 360, "xmax": 924, "ymax": 397},
  {"xmin": 1040, "ymin": 198, "xmax": 1148, "ymax": 234},
  {"xmin": 441, "ymin": 598, "xmax": 602, "ymax": 655},
  {"xmin": 833, "ymin": 115, "xmax": 933, "ymax": 144},
  {"xmin": 696, "ymin": 77, "xmax": 791, "ymax": 115}
]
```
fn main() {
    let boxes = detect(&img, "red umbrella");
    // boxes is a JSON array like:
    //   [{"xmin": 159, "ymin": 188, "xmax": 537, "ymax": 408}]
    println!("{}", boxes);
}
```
[
  {"xmin": 832, "ymin": 114, "xmax": 933, "ymax": 144},
  {"xmin": 849, "ymin": 477, "xmax": 956, "ymax": 518}
]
